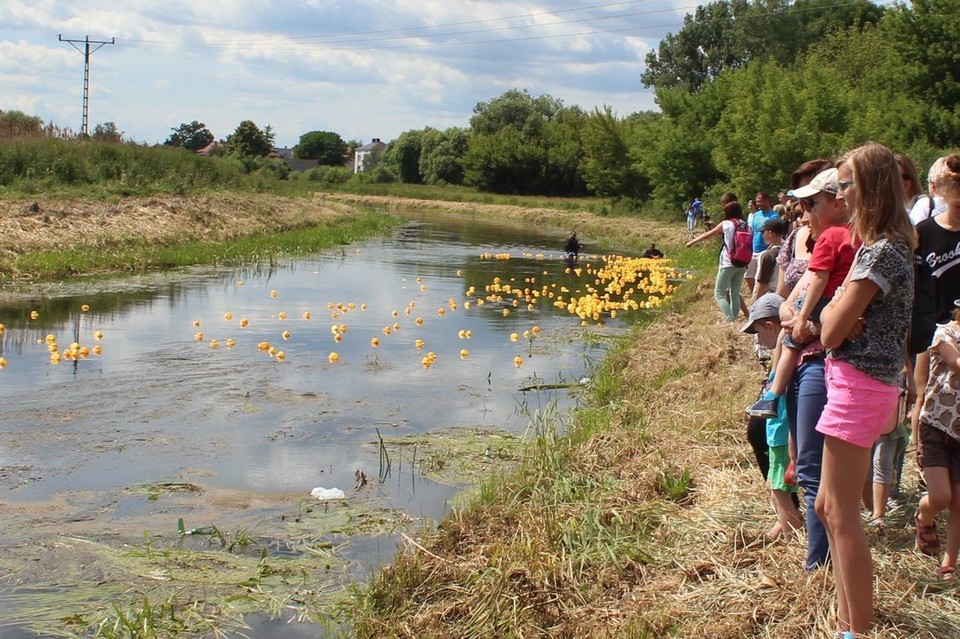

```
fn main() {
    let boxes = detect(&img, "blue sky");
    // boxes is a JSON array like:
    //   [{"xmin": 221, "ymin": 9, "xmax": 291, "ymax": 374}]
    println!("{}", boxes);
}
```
[{"xmin": 2, "ymin": 1, "xmax": 695, "ymax": 147}]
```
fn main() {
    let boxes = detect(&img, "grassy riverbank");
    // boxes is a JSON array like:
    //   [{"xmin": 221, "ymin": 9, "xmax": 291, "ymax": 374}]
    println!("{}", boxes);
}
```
[
  {"xmin": 0, "ymin": 192, "xmax": 684, "ymax": 281},
  {"xmin": 346, "ymin": 261, "xmax": 960, "ymax": 637},
  {"xmin": 4, "ymin": 190, "xmax": 953, "ymax": 637}
]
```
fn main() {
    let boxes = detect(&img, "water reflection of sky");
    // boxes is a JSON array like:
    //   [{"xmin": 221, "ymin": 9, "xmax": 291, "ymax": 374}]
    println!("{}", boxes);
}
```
[{"xmin": 0, "ymin": 215, "xmax": 635, "ymax": 513}]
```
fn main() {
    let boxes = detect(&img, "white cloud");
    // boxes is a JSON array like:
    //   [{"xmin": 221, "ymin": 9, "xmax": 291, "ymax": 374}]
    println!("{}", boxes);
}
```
[{"xmin": 1, "ymin": 1, "xmax": 687, "ymax": 144}]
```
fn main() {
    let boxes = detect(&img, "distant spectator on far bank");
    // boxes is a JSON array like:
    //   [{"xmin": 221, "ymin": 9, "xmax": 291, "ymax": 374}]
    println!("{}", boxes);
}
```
[{"xmin": 643, "ymin": 243, "xmax": 664, "ymax": 259}]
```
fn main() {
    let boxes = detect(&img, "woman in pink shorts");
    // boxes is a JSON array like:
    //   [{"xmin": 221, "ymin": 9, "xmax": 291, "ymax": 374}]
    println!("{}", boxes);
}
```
[{"xmin": 815, "ymin": 143, "xmax": 916, "ymax": 639}]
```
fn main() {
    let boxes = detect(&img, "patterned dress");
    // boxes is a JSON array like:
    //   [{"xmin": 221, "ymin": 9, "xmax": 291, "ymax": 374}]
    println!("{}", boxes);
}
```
[{"xmin": 920, "ymin": 322, "xmax": 960, "ymax": 441}]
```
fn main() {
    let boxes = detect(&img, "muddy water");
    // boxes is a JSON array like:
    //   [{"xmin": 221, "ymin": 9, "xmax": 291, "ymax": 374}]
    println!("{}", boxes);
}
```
[{"xmin": 0, "ymin": 212, "xmax": 662, "ymax": 637}]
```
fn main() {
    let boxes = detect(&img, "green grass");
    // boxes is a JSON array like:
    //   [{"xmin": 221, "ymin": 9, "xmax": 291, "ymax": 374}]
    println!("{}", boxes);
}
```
[
  {"xmin": 7, "ymin": 210, "xmax": 397, "ymax": 279},
  {"xmin": 0, "ymin": 138, "xmax": 674, "ymax": 219}
]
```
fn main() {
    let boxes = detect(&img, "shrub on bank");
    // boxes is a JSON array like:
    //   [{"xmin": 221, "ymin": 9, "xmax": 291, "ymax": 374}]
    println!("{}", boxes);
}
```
[{"xmin": 0, "ymin": 138, "xmax": 251, "ymax": 196}]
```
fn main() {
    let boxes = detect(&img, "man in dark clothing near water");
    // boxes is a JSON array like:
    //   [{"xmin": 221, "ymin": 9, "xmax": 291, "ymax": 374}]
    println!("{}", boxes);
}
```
[
  {"xmin": 643, "ymin": 243, "xmax": 664, "ymax": 259},
  {"xmin": 565, "ymin": 232, "xmax": 581, "ymax": 262}
]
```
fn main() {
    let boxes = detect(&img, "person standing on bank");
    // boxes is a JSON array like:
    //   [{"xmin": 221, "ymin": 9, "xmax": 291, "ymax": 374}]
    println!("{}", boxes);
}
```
[
  {"xmin": 746, "ymin": 191, "xmax": 782, "ymax": 298},
  {"xmin": 686, "ymin": 201, "xmax": 749, "ymax": 322},
  {"xmin": 815, "ymin": 143, "xmax": 915, "ymax": 639}
]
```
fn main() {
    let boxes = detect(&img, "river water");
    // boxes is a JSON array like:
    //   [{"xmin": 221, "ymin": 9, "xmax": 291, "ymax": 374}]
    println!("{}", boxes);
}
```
[{"xmin": 0, "ymin": 211, "xmax": 676, "ymax": 637}]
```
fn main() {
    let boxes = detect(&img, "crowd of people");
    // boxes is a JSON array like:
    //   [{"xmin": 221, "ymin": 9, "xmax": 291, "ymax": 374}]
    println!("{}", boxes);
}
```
[{"xmin": 687, "ymin": 142, "xmax": 960, "ymax": 639}]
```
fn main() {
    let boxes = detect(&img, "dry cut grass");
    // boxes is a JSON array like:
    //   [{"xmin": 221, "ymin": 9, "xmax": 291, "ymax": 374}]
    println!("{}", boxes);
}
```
[{"xmin": 351, "ymin": 277, "xmax": 960, "ymax": 638}]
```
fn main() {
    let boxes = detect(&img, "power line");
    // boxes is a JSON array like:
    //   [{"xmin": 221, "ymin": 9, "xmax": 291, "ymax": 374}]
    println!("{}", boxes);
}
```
[
  {"xmin": 125, "ymin": 0, "xmax": 661, "ymax": 46},
  {"xmin": 119, "ymin": 0, "xmax": 868, "ymax": 54},
  {"xmin": 59, "ymin": 34, "xmax": 115, "ymax": 137}
]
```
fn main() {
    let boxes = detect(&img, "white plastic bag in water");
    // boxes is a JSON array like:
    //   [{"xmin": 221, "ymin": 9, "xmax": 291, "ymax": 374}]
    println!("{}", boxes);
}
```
[{"xmin": 310, "ymin": 487, "xmax": 346, "ymax": 501}]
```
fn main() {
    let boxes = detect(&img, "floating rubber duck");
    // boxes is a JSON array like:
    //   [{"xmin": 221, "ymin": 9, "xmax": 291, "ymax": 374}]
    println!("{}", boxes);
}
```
[
  {"xmin": 224, "ymin": 312, "xmax": 233, "ymax": 321},
  {"xmin": 328, "ymin": 352, "xmax": 339, "ymax": 363}
]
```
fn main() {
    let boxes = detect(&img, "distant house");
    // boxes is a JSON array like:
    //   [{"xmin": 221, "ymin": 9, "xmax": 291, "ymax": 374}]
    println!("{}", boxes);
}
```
[
  {"xmin": 195, "ymin": 141, "xmax": 223, "ymax": 156},
  {"xmin": 354, "ymin": 138, "xmax": 387, "ymax": 173}
]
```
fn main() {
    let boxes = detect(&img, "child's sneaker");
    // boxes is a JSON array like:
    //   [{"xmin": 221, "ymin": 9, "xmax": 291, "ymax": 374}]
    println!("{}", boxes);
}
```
[{"xmin": 747, "ymin": 395, "xmax": 779, "ymax": 418}]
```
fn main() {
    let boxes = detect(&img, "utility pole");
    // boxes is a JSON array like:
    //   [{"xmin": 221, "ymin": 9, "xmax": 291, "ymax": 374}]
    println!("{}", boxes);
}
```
[{"xmin": 59, "ymin": 34, "xmax": 115, "ymax": 137}]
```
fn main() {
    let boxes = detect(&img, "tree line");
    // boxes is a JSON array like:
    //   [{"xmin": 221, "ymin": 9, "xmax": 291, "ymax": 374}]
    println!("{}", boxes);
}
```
[{"xmin": 4, "ymin": 0, "xmax": 958, "ymax": 213}]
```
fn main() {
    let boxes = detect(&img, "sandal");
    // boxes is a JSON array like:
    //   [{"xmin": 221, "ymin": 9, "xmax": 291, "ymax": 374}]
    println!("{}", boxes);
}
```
[
  {"xmin": 938, "ymin": 565, "xmax": 956, "ymax": 581},
  {"xmin": 915, "ymin": 513, "xmax": 941, "ymax": 556}
]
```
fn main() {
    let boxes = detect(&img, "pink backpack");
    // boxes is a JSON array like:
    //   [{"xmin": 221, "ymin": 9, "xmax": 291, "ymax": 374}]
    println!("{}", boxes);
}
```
[{"xmin": 726, "ymin": 220, "xmax": 753, "ymax": 267}]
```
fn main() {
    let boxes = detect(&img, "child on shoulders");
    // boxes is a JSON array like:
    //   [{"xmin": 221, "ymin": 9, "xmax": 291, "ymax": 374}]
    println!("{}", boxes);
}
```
[{"xmin": 748, "ymin": 168, "xmax": 860, "ymax": 418}]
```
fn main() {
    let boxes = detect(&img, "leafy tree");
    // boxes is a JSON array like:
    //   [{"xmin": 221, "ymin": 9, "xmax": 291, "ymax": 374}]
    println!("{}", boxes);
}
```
[
  {"xmin": 470, "ymin": 89, "xmax": 565, "ymax": 137},
  {"xmin": 92, "ymin": 122, "xmax": 124, "ymax": 143},
  {"xmin": 881, "ymin": 0, "xmax": 960, "ymax": 146},
  {"xmin": 419, "ymin": 128, "xmax": 469, "ymax": 185},
  {"xmin": 641, "ymin": 0, "xmax": 884, "ymax": 92},
  {"xmin": 0, "ymin": 110, "xmax": 44, "ymax": 139},
  {"xmin": 463, "ymin": 128, "xmax": 543, "ymax": 194},
  {"xmin": 580, "ymin": 107, "xmax": 650, "ymax": 202},
  {"xmin": 635, "ymin": 81, "xmax": 729, "ymax": 209},
  {"xmin": 227, "ymin": 120, "xmax": 274, "ymax": 157},
  {"xmin": 383, "ymin": 130, "xmax": 425, "ymax": 183},
  {"xmin": 465, "ymin": 90, "xmax": 586, "ymax": 195},
  {"xmin": 294, "ymin": 130, "xmax": 347, "ymax": 166},
  {"xmin": 165, "ymin": 121, "xmax": 214, "ymax": 152}
]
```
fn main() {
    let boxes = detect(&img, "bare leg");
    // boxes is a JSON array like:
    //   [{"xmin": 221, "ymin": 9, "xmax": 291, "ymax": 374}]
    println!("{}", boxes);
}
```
[
  {"xmin": 943, "ymin": 483, "xmax": 960, "ymax": 574},
  {"xmin": 919, "ymin": 466, "xmax": 951, "ymax": 529},
  {"xmin": 871, "ymin": 481, "xmax": 891, "ymax": 520},
  {"xmin": 816, "ymin": 436, "xmax": 874, "ymax": 634},
  {"xmin": 912, "ymin": 352, "xmax": 930, "ymax": 443},
  {"xmin": 771, "ymin": 489, "xmax": 803, "ymax": 541},
  {"xmin": 768, "ymin": 347, "xmax": 799, "ymax": 397}
]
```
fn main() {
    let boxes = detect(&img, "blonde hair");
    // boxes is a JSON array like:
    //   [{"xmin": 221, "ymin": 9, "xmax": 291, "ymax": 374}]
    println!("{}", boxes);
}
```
[
  {"xmin": 843, "ymin": 142, "xmax": 916, "ymax": 250},
  {"xmin": 935, "ymin": 154, "xmax": 960, "ymax": 203},
  {"xmin": 929, "ymin": 156, "xmax": 949, "ymax": 190}
]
